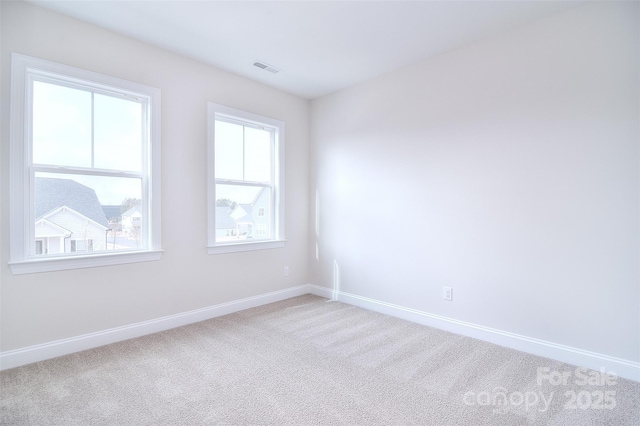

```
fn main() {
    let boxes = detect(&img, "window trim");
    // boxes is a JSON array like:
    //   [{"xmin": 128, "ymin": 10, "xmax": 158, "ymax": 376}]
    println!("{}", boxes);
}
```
[
  {"xmin": 9, "ymin": 53, "xmax": 162, "ymax": 274},
  {"xmin": 206, "ymin": 102, "xmax": 285, "ymax": 254}
]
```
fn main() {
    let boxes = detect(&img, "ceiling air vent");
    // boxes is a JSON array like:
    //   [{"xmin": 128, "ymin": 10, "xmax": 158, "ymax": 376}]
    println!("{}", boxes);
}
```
[{"xmin": 253, "ymin": 61, "xmax": 280, "ymax": 74}]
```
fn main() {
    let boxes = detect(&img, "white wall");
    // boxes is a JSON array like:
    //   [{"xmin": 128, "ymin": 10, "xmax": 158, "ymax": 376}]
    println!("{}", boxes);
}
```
[
  {"xmin": 0, "ymin": 1, "xmax": 309, "ymax": 351},
  {"xmin": 310, "ymin": 2, "xmax": 639, "ymax": 362}
]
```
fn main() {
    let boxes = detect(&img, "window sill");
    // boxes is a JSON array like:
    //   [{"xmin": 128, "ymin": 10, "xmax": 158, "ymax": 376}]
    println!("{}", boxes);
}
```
[
  {"xmin": 207, "ymin": 240, "xmax": 285, "ymax": 255},
  {"xmin": 9, "ymin": 250, "xmax": 163, "ymax": 275}
]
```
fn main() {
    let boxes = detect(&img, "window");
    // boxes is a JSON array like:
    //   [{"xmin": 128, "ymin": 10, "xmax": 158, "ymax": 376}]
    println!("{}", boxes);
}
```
[
  {"xmin": 255, "ymin": 224, "xmax": 268, "ymax": 236},
  {"xmin": 9, "ymin": 54, "xmax": 162, "ymax": 274},
  {"xmin": 207, "ymin": 102, "xmax": 285, "ymax": 254},
  {"xmin": 70, "ymin": 239, "xmax": 93, "ymax": 252}
]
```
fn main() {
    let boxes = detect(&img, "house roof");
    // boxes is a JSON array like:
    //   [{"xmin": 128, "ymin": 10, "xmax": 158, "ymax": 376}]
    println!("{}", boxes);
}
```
[
  {"xmin": 122, "ymin": 205, "xmax": 142, "ymax": 217},
  {"xmin": 35, "ymin": 178, "xmax": 109, "ymax": 228},
  {"xmin": 232, "ymin": 204, "xmax": 253, "ymax": 223},
  {"xmin": 35, "ymin": 218, "xmax": 71, "ymax": 237},
  {"xmin": 102, "ymin": 205, "xmax": 122, "ymax": 221},
  {"xmin": 216, "ymin": 206, "xmax": 236, "ymax": 229}
]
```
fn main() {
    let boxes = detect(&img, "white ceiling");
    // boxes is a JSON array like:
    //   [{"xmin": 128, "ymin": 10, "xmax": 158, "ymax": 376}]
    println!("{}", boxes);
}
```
[{"xmin": 28, "ymin": 0, "xmax": 583, "ymax": 99}]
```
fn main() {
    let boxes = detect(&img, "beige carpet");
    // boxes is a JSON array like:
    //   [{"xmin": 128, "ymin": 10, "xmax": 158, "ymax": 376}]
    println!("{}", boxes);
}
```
[{"xmin": 1, "ymin": 295, "xmax": 639, "ymax": 425}]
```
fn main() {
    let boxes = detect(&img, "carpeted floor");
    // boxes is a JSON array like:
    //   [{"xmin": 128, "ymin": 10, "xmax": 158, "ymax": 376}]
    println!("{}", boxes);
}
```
[{"xmin": 1, "ymin": 295, "xmax": 639, "ymax": 425}]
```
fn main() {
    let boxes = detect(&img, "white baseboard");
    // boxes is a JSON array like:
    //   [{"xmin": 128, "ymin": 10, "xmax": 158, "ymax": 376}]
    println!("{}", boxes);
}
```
[
  {"xmin": 307, "ymin": 284, "xmax": 640, "ymax": 383},
  {"xmin": 306, "ymin": 283, "xmax": 335, "ymax": 299},
  {"xmin": 309, "ymin": 284, "xmax": 640, "ymax": 382},
  {"xmin": 0, "ymin": 284, "xmax": 311, "ymax": 371},
  {"xmin": 3, "ymin": 283, "xmax": 638, "ymax": 383}
]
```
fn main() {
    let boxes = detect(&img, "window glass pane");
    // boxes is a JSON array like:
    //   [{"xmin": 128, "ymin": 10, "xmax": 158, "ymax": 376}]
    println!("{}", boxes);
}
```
[
  {"xmin": 244, "ymin": 127, "xmax": 272, "ymax": 183},
  {"xmin": 32, "ymin": 81, "xmax": 91, "ymax": 167},
  {"xmin": 215, "ymin": 120, "xmax": 243, "ymax": 180},
  {"xmin": 34, "ymin": 172, "xmax": 143, "ymax": 255},
  {"xmin": 94, "ymin": 94, "xmax": 142, "ymax": 171},
  {"xmin": 215, "ymin": 184, "xmax": 271, "ymax": 242}
]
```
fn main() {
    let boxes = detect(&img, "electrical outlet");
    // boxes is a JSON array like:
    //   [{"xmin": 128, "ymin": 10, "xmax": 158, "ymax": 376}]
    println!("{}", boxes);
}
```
[
  {"xmin": 443, "ymin": 286, "xmax": 453, "ymax": 301},
  {"xmin": 284, "ymin": 266, "xmax": 289, "ymax": 277}
]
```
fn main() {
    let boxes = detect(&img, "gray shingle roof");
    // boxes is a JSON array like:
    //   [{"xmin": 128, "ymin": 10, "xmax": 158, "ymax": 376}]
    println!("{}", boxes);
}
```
[
  {"xmin": 35, "ymin": 178, "xmax": 109, "ymax": 228},
  {"xmin": 102, "ymin": 205, "xmax": 122, "ymax": 221}
]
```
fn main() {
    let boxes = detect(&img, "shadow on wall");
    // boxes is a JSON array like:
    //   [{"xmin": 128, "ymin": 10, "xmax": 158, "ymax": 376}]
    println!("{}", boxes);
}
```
[{"xmin": 315, "ymin": 188, "xmax": 340, "ymax": 302}]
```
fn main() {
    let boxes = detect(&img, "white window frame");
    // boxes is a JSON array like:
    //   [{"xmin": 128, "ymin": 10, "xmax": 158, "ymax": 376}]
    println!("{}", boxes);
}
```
[
  {"xmin": 206, "ymin": 102, "xmax": 285, "ymax": 254},
  {"xmin": 9, "ymin": 53, "xmax": 162, "ymax": 274}
]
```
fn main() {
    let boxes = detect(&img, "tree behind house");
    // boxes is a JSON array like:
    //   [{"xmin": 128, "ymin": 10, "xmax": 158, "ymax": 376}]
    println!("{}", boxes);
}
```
[
  {"xmin": 121, "ymin": 197, "xmax": 140, "ymax": 213},
  {"xmin": 216, "ymin": 198, "xmax": 238, "ymax": 210}
]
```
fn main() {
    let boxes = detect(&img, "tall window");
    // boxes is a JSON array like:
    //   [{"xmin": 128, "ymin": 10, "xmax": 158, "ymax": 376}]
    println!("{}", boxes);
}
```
[
  {"xmin": 9, "ymin": 54, "xmax": 162, "ymax": 274},
  {"xmin": 207, "ymin": 103, "xmax": 285, "ymax": 254}
]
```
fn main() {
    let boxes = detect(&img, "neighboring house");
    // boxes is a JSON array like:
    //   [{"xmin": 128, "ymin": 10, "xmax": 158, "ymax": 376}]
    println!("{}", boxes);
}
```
[
  {"xmin": 35, "ymin": 178, "xmax": 110, "ymax": 254},
  {"xmin": 230, "ymin": 204, "xmax": 253, "ymax": 237},
  {"xmin": 215, "ymin": 206, "xmax": 237, "ymax": 240},
  {"xmin": 251, "ymin": 189, "xmax": 270, "ymax": 237},
  {"xmin": 121, "ymin": 205, "xmax": 142, "ymax": 235},
  {"xmin": 227, "ymin": 188, "xmax": 270, "ymax": 239},
  {"xmin": 102, "ymin": 205, "xmax": 123, "ymax": 232}
]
